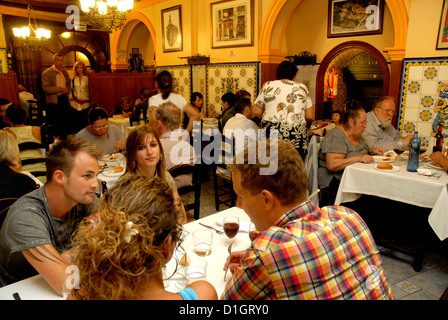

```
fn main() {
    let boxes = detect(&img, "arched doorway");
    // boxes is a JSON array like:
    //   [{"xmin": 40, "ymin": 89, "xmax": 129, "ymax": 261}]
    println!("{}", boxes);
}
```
[{"xmin": 315, "ymin": 41, "xmax": 390, "ymax": 120}]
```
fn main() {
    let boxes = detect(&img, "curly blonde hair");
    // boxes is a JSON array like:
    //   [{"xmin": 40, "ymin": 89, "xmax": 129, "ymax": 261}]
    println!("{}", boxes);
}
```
[{"xmin": 71, "ymin": 174, "xmax": 182, "ymax": 300}]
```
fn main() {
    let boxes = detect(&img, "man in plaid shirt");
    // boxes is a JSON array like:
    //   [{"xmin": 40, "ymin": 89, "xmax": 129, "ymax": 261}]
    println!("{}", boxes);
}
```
[{"xmin": 222, "ymin": 139, "xmax": 394, "ymax": 300}]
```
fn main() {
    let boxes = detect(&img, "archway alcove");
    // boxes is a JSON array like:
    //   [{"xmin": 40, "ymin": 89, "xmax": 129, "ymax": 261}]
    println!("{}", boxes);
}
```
[{"xmin": 316, "ymin": 41, "xmax": 390, "ymax": 120}]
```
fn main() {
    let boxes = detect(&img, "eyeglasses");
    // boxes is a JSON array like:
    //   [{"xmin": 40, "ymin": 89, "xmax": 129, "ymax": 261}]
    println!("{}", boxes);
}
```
[
  {"xmin": 92, "ymin": 124, "xmax": 109, "ymax": 131},
  {"xmin": 379, "ymin": 108, "xmax": 396, "ymax": 115}
]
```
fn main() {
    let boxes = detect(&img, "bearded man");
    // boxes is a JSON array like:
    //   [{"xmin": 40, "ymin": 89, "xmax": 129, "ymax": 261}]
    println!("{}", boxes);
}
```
[{"xmin": 362, "ymin": 96, "xmax": 412, "ymax": 151}]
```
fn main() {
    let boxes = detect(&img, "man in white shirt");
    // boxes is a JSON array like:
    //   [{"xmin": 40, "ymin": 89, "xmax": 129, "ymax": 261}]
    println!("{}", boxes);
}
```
[
  {"xmin": 223, "ymin": 98, "xmax": 260, "ymax": 156},
  {"xmin": 362, "ymin": 96, "xmax": 412, "ymax": 151}
]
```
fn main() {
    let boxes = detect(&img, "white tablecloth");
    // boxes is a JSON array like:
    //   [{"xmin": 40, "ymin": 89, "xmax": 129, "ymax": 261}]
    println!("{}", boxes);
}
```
[
  {"xmin": 0, "ymin": 207, "xmax": 250, "ymax": 300},
  {"xmin": 334, "ymin": 162, "xmax": 448, "ymax": 240},
  {"xmin": 109, "ymin": 118, "xmax": 131, "ymax": 135}
]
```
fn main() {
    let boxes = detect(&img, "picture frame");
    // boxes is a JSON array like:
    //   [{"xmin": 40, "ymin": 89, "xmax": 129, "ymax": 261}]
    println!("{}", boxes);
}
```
[
  {"xmin": 327, "ymin": 0, "xmax": 383, "ymax": 38},
  {"xmin": 211, "ymin": 0, "xmax": 254, "ymax": 49},
  {"xmin": 437, "ymin": 0, "xmax": 448, "ymax": 49},
  {"xmin": 161, "ymin": 5, "xmax": 183, "ymax": 53}
]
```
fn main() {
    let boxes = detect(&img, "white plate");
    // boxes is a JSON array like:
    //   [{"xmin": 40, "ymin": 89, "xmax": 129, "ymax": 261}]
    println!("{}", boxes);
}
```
[
  {"xmin": 102, "ymin": 167, "xmax": 125, "ymax": 177},
  {"xmin": 426, "ymin": 162, "xmax": 445, "ymax": 170},
  {"xmin": 419, "ymin": 154, "xmax": 431, "ymax": 162},
  {"xmin": 374, "ymin": 164, "xmax": 401, "ymax": 172},
  {"xmin": 102, "ymin": 153, "xmax": 125, "ymax": 162},
  {"xmin": 372, "ymin": 156, "xmax": 395, "ymax": 163}
]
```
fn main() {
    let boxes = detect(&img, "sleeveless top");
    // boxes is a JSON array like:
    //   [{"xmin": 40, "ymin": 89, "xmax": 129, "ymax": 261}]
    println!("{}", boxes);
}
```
[{"xmin": 178, "ymin": 287, "xmax": 199, "ymax": 300}]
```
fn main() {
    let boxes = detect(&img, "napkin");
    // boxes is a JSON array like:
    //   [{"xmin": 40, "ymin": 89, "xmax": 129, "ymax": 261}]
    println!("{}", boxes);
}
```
[{"xmin": 417, "ymin": 168, "xmax": 441, "ymax": 179}]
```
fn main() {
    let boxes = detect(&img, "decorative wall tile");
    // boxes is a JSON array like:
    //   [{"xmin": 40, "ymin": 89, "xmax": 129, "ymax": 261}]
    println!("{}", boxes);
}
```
[
  {"xmin": 206, "ymin": 62, "xmax": 259, "ymax": 117},
  {"xmin": 156, "ymin": 65, "xmax": 191, "ymax": 102},
  {"xmin": 398, "ymin": 59, "xmax": 448, "ymax": 148}
]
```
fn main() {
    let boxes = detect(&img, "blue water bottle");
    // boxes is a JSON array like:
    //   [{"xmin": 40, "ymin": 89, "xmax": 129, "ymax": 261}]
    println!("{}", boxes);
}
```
[{"xmin": 407, "ymin": 131, "xmax": 421, "ymax": 172}]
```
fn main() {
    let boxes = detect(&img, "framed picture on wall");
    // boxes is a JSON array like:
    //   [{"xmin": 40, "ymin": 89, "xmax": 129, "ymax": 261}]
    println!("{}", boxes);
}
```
[
  {"xmin": 162, "ymin": 5, "xmax": 183, "ymax": 53},
  {"xmin": 327, "ymin": 0, "xmax": 384, "ymax": 38},
  {"xmin": 437, "ymin": 0, "xmax": 448, "ymax": 49},
  {"xmin": 211, "ymin": 0, "xmax": 254, "ymax": 49}
]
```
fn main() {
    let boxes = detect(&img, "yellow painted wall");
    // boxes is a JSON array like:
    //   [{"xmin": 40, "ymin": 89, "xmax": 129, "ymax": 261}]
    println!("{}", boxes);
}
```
[
  {"xmin": 405, "ymin": 0, "xmax": 446, "ymax": 58},
  {"xmin": 0, "ymin": 14, "xmax": 7, "ymax": 48},
  {"xmin": 283, "ymin": 0, "xmax": 395, "ymax": 63}
]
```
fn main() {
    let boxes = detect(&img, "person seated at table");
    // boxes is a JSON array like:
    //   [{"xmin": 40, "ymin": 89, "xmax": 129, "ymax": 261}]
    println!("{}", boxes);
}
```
[
  {"xmin": 147, "ymin": 70, "xmax": 201, "ymax": 133},
  {"xmin": 121, "ymin": 125, "xmax": 188, "ymax": 225},
  {"xmin": 75, "ymin": 105, "xmax": 126, "ymax": 154},
  {"xmin": 134, "ymin": 87, "xmax": 149, "ymax": 106},
  {"xmin": 331, "ymin": 110, "xmax": 343, "ymax": 125},
  {"xmin": 0, "ymin": 131, "xmax": 39, "ymax": 228},
  {"xmin": 318, "ymin": 101, "xmax": 383, "ymax": 205},
  {"xmin": 0, "ymin": 98, "xmax": 12, "ymax": 130},
  {"xmin": 182, "ymin": 92, "xmax": 203, "ymax": 140},
  {"xmin": 220, "ymin": 92, "xmax": 235, "ymax": 131},
  {"xmin": 362, "ymin": 96, "xmax": 413, "ymax": 151},
  {"xmin": 70, "ymin": 175, "xmax": 217, "ymax": 300},
  {"xmin": 130, "ymin": 88, "xmax": 157, "ymax": 126},
  {"xmin": 110, "ymin": 96, "xmax": 134, "ymax": 118},
  {"xmin": 223, "ymin": 98, "xmax": 259, "ymax": 156},
  {"xmin": 153, "ymin": 102, "xmax": 196, "ymax": 189},
  {"xmin": 2, "ymin": 104, "xmax": 46, "ymax": 182},
  {"xmin": 430, "ymin": 150, "xmax": 448, "ymax": 172},
  {"xmin": 222, "ymin": 138, "xmax": 394, "ymax": 300},
  {"xmin": 0, "ymin": 137, "xmax": 102, "ymax": 295}
]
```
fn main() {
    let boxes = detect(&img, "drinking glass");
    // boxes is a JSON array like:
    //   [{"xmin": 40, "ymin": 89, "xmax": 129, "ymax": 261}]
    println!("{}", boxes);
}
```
[
  {"xmin": 192, "ymin": 230, "xmax": 213, "ymax": 256},
  {"xmin": 248, "ymin": 222, "xmax": 259, "ymax": 242},
  {"xmin": 185, "ymin": 258, "xmax": 207, "ymax": 285},
  {"xmin": 394, "ymin": 139, "xmax": 407, "ymax": 167},
  {"xmin": 223, "ymin": 216, "xmax": 239, "ymax": 246}
]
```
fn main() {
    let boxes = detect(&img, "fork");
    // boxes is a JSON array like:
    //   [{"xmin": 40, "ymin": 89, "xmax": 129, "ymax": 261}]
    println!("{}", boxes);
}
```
[
  {"xmin": 223, "ymin": 242, "xmax": 233, "ymax": 281},
  {"xmin": 199, "ymin": 223, "xmax": 223, "ymax": 234}
]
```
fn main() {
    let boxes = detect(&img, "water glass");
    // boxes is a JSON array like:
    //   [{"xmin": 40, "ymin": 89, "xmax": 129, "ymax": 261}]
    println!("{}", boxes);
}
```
[
  {"xmin": 185, "ymin": 258, "xmax": 207, "ymax": 285},
  {"xmin": 193, "ymin": 229, "xmax": 213, "ymax": 256}
]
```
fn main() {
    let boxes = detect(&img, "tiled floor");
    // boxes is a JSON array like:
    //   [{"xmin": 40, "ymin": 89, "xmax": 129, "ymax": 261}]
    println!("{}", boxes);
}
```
[{"xmin": 193, "ymin": 171, "xmax": 448, "ymax": 300}]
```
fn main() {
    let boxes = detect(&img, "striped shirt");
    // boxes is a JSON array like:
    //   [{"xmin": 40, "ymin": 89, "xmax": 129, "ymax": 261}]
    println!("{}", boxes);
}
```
[{"xmin": 221, "ymin": 201, "xmax": 394, "ymax": 300}]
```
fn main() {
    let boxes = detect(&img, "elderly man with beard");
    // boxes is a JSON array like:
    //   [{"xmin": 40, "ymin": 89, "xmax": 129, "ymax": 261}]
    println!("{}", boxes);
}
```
[{"xmin": 362, "ymin": 96, "xmax": 413, "ymax": 151}]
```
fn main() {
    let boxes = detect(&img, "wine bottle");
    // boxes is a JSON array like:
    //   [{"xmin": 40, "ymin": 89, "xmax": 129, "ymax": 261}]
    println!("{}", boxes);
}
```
[
  {"xmin": 407, "ymin": 131, "xmax": 421, "ymax": 172},
  {"xmin": 433, "ymin": 124, "xmax": 444, "ymax": 153}
]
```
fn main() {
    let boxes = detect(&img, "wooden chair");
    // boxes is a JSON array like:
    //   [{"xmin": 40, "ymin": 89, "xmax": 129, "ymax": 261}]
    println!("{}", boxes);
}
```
[
  {"xmin": 169, "ymin": 163, "xmax": 202, "ymax": 220},
  {"xmin": 18, "ymin": 141, "xmax": 47, "ymax": 178},
  {"xmin": 213, "ymin": 134, "xmax": 236, "ymax": 211}
]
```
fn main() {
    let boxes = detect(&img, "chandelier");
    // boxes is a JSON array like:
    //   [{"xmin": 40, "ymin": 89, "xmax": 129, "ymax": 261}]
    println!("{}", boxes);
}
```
[
  {"xmin": 80, "ymin": 0, "xmax": 134, "ymax": 32},
  {"xmin": 12, "ymin": 2, "xmax": 51, "ymax": 51}
]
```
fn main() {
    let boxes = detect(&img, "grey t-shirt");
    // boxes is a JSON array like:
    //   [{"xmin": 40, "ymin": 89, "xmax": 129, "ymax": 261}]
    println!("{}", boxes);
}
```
[
  {"xmin": 318, "ymin": 127, "xmax": 368, "ymax": 189},
  {"xmin": 75, "ymin": 124, "xmax": 124, "ymax": 154},
  {"xmin": 0, "ymin": 186, "xmax": 98, "ymax": 286}
]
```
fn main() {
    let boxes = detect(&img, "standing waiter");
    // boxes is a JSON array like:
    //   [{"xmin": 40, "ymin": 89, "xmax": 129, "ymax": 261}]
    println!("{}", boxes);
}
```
[{"xmin": 42, "ymin": 53, "xmax": 71, "ymax": 140}]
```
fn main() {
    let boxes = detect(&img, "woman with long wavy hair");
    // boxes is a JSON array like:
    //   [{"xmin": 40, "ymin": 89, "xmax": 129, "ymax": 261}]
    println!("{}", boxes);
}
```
[
  {"xmin": 122, "ymin": 125, "xmax": 187, "ymax": 224},
  {"xmin": 71, "ymin": 175, "xmax": 217, "ymax": 300}
]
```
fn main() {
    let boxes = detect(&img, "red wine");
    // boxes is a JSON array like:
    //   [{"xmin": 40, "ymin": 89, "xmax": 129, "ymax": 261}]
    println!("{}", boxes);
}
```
[
  {"xmin": 249, "ymin": 230, "xmax": 260, "ymax": 242},
  {"xmin": 224, "ymin": 222, "xmax": 239, "ymax": 239}
]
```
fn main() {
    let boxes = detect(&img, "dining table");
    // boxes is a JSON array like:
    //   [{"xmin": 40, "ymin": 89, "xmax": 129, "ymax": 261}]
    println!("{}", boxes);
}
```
[
  {"xmin": 0, "ymin": 206, "xmax": 251, "ymax": 300},
  {"xmin": 334, "ymin": 161, "xmax": 448, "ymax": 271}
]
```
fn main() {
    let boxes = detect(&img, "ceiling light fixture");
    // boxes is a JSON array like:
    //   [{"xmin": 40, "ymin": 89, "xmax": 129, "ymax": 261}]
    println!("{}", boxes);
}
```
[
  {"xmin": 80, "ymin": 0, "xmax": 133, "ymax": 32},
  {"xmin": 12, "ymin": 1, "xmax": 51, "ymax": 51}
]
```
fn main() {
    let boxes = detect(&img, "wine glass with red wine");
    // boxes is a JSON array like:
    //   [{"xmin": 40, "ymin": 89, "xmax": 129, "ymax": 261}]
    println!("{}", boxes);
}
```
[
  {"xmin": 248, "ymin": 222, "xmax": 259, "ymax": 242},
  {"xmin": 223, "ymin": 216, "xmax": 239, "ymax": 246}
]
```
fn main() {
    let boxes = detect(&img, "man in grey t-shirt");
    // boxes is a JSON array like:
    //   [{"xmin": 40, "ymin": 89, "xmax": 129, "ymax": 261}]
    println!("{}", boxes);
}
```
[{"xmin": 0, "ymin": 138, "xmax": 102, "ymax": 296}]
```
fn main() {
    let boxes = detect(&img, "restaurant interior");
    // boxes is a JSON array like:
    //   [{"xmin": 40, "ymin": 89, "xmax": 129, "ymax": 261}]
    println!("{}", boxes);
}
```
[{"xmin": 1, "ymin": 0, "xmax": 448, "ymax": 300}]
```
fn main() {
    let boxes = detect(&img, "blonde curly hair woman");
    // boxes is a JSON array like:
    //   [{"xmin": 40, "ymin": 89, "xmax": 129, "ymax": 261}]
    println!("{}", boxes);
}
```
[{"xmin": 70, "ymin": 174, "xmax": 217, "ymax": 300}]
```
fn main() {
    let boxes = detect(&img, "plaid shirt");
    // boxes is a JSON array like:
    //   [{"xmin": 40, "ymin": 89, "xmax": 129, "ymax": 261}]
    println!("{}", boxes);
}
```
[{"xmin": 221, "ymin": 201, "xmax": 394, "ymax": 300}]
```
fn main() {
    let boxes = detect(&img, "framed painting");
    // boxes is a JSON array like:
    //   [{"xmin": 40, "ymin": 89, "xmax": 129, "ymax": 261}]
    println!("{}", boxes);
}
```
[
  {"xmin": 437, "ymin": 0, "xmax": 448, "ymax": 49},
  {"xmin": 162, "ymin": 5, "xmax": 183, "ymax": 53},
  {"xmin": 211, "ymin": 0, "xmax": 254, "ymax": 49},
  {"xmin": 327, "ymin": 0, "xmax": 383, "ymax": 38}
]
